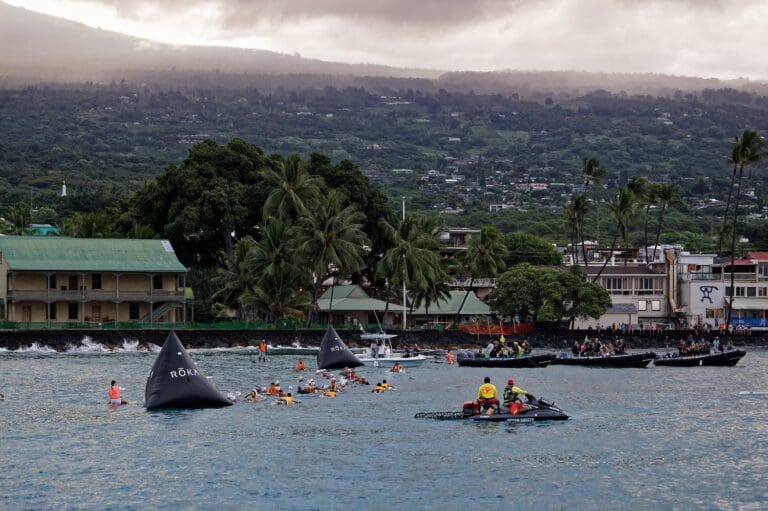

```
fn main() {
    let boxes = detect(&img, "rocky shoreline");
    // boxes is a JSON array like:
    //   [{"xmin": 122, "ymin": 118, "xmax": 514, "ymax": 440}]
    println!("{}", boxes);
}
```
[{"xmin": 0, "ymin": 327, "xmax": 765, "ymax": 352}]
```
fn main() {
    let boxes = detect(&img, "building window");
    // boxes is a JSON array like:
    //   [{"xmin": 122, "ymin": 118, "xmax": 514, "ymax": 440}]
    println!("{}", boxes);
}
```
[
  {"xmin": 153, "ymin": 274, "xmax": 163, "ymax": 290},
  {"xmin": 92, "ymin": 273, "xmax": 102, "ymax": 290},
  {"xmin": 759, "ymin": 288, "xmax": 767, "ymax": 297},
  {"xmin": 736, "ymin": 287, "xmax": 746, "ymax": 297},
  {"xmin": 747, "ymin": 287, "xmax": 757, "ymax": 297},
  {"xmin": 725, "ymin": 287, "xmax": 732, "ymax": 297},
  {"xmin": 48, "ymin": 274, "xmax": 56, "ymax": 289},
  {"xmin": 638, "ymin": 300, "xmax": 647, "ymax": 311},
  {"xmin": 129, "ymin": 303, "xmax": 140, "ymax": 320},
  {"xmin": 651, "ymin": 300, "xmax": 661, "ymax": 311},
  {"xmin": 48, "ymin": 303, "xmax": 56, "ymax": 320},
  {"xmin": 68, "ymin": 303, "xmax": 78, "ymax": 320}
]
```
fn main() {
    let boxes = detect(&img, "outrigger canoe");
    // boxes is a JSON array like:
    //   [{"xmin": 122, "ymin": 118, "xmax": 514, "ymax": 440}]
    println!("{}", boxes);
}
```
[
  {"xmin": 457, "ymin": 354, "xmax": 555, "ymax": 368},
  {"xmin": 549, "ymin": 352, "xmax": 656, "ymax": 368},
  {"xmin": 653, "ymin": 349, "xmax": 746, "ymax": 367}
]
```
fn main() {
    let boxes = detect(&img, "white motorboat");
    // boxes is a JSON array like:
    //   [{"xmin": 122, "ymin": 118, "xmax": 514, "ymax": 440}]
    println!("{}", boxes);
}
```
[
  {"xmin": 358, "ymin": 331, "xmax": 428, "ymax": 368},
  {"xmin": 356, "ymin": 353, "xmax": 428, "ymax": 368}
]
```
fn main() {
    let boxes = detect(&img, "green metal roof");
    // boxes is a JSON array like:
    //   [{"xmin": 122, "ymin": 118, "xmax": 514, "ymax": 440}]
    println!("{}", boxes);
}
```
[
  {"xmin": 409, "ymin": 290, "xmax": 493, "ymax": 315},
  {"xmin": 317, "ymin": 285, "xmax": 404, "ymax": 312},
  {"xmin": 0, "ymin": 237, "xmax": 187, "ymax": 272}
]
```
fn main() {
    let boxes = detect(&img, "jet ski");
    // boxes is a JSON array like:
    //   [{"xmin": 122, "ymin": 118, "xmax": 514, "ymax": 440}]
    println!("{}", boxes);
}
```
[{"xmin": 415, "ymin": 396, "xmax": 569, "ymax": 422}]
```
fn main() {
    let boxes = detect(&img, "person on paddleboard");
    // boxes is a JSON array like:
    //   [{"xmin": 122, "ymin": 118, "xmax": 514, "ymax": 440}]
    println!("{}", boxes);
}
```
[{"xmin": 109, "ymin": 380, "xmax": 128, "ymax": 405}]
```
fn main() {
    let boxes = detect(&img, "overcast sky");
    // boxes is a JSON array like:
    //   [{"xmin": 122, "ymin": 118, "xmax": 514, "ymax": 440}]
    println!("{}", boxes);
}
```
[{"xmin": 6, "ymin": 0, "xmax": 768, "ymax": 79}]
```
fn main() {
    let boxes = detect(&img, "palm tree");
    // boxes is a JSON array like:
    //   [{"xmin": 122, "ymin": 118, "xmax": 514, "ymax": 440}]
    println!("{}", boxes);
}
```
[
  {"xmin": 627, "ymin": 177, "xmax": 652, "ymax": 262},
  {"xmin": 260, "ymin": 154, "xmax": 322, "ymax": 221},
  {"xmin": 8, "ymin": 203, "xmax": 31, "ymax": 235},
  {"xmin": 410, "ymin": 271, "xmax": 451, "ymax": 317},
  {"xmin": 593, "ymin": 187, "xmax": 635, "ymax": 281},
  {"xmin": 376, "ymin": 214, "xmax": 443, "ymax": 327},
  {"xmin": 212, "ymin": 236, "xmax": 257, "ymax": 320},
  {"xmin": 566, "ymin": 194, "xmax": 590, "ymax": 266},
  {"xmin": 726, "ymin": 130, "xmax": 765, "ymax": 331},
  {"xmin": 582, "ymin": 157, "xmax": 606, "ymax": 195},
  {"xmin": 295, "ymin": 190, "xmax": 369, "ymax": 324},
  {"xmin": 718, "ymin": 141, "xmax": 741, "ymax": 255},
  {"xmin": 651, "ymin": 183, "xmax": 683, "ymax": 262},
  {"xmin": 243, "ymin": 267, "xmax": 312, "ymax": 322},
  {"xmin": 63, "ymin": 212, "xmax": 115, "ymax": 238},
  {"xmin": 248, "ymin": 217, "xmax": 297, "ymax": 287},
  {"xmin": 455, "ymin": 226, "xmax": 508, "ymax": 322}
]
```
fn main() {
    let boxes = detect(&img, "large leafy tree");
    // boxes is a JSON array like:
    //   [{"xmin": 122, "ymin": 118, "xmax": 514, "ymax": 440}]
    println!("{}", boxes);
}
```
[
  {"xmin": 504, "ymin": 232, "xmax": 562, "ymax": 266},
  {"xmin": 456, "ymin": 226, "xmax": 508, "ymax": 320},
  {"xmin": 487, "ymin": 263, "xmax": 556, "ymax": 321},
  {"xmin": 488, "ymin": 264, "xmax": 610, "ymax": 325},
  {"xmin": 129, "ymin": 138, "xmax": 269, "ymax": 266}
]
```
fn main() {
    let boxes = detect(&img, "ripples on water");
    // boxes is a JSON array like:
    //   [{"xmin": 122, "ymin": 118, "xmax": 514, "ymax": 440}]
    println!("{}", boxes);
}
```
[{"xmin": 1, "ymin": 346, "xmax": 767, "ymax": 510}]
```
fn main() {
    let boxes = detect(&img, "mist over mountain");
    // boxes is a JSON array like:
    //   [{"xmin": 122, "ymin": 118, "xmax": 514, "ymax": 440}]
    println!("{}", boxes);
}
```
[
  {"xmin": 3, "ymin": 1, "xmax": 768, "ymax": 98},
  {"xmin": 0, "ymin": 2, "xmax": 440, "ymax": 84}
]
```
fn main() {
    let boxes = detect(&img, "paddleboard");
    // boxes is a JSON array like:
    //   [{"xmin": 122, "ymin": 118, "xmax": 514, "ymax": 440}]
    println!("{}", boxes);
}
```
[{"xmin": 738, "ymin": 391, "xmax": 768, "ymax": 396}]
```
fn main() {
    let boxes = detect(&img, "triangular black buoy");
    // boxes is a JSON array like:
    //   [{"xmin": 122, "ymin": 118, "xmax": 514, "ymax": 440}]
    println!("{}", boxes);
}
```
[
  {"xmin": 145, "ymin": 331, "xmax": 232, "ymax": 410},
  {"xmin": 316, "ymin": 325, "xmax": 363, "ymax": 370}
]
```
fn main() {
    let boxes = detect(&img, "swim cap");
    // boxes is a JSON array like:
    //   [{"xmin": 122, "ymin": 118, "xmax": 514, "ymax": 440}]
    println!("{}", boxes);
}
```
[{"xmin": 508, "ymin": 378, "xmax": 514, "ymax": 385}]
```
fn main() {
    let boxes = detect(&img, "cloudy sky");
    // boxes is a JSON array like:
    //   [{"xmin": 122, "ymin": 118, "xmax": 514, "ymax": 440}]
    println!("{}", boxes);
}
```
[{"xmin": 6, "ymin": 0, "xmax": 768, "ymax": 79}]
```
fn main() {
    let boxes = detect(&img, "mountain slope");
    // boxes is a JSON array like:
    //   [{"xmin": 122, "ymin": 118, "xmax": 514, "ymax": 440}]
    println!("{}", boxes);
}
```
[{"xmin": 0, "ymin": 1, "xmax": 440, "ymax": 82}]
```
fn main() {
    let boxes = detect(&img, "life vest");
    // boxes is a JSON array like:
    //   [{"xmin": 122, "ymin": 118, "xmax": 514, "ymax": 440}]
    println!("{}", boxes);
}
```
[
  {"xmin": 267, "ymin": 386, "xmax": 279, "ymax": 395},
  {"xmin": 478, "ymin": 383, "xmax": 497, "ymax": 399},
  {"xmin": 109, "ymin": 386, "xmax": 121, "ymax": 399},
  {"xmin": 446, "ymin": 353, "xmax": 456, "ymax": 364},
  {"xmin": 296, "ymin": 361, "xmax": 304, "ymax": 371},
  {"xmin": 259, "ymin": 341, "xmax": 267, "ymax": 353},
  {"xmin": 283, "ymin": 396, "xmax": 295, "ymax": 404},
  {"xmin": 324, "ymin": 390, "xmax": 336, "ymax": 397}
]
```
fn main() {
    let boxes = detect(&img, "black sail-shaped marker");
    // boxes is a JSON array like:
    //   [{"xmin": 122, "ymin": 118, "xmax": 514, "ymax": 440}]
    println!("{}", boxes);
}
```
[
  {"xmin": 145, "ymin": 331, "xmax": 232, "ymax": 409},
  {"xmin": 316, "ymin": 325, "xmax": 363, "ymax": 370}
]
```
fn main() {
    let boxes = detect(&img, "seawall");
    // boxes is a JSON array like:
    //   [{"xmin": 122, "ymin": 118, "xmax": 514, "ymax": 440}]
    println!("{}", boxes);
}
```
[{"xmin": 0, "ymin": 328, "xmax": 765, "ymax": 351}]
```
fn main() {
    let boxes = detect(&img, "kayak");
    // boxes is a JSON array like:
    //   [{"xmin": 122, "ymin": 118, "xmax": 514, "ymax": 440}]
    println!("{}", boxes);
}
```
[
  {"xmin": 415, "ymin": 397, "xmax": 569, "ymax": 422},
  {"xmin": 550, "ymin": 352, "xmax": 656, "ymax": 368},
  {"xmin": 457, "ymin": 354, "xmax": 555, "ymax": 368},
  {"xmin": 653, "ymin": 349, "xmax": 746, "ymax": 367}
]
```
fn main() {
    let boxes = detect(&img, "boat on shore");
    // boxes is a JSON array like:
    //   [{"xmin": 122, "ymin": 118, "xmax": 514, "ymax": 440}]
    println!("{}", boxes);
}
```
[
  {"xmin": 550, "ymin": 352, "xmax": 656, "ymax": 368},
  {"xmin": 457, "ymin": 354, "xmax": 555, "ymax": 368},
  {"xmin": 653, "ymin": 349, "xmax": 746, "ymax": 367}
]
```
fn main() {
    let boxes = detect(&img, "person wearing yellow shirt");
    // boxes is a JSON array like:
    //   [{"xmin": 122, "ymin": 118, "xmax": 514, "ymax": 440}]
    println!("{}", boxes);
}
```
[{"xmin": 477, "ymin": 376, "xmax": 499, "ymax": 413}]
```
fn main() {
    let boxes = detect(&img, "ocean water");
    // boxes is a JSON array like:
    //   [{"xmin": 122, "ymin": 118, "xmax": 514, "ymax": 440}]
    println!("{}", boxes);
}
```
[{"xmin": 1, "ymin": 345, "xmax": 767, "ymax": 510}]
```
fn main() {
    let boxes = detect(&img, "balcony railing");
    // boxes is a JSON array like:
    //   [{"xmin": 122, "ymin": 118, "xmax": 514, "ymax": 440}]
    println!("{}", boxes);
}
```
[
  {"xmin": 7, "ymin": 290, "xmax": 186, "ymax": 302},
  {"xmin": 450, "ymin": 278, "xmax": 497, "ymax": 288}
]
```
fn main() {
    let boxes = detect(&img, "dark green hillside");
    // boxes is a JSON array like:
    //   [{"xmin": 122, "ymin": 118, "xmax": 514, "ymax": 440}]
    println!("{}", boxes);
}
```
[{"xmin": 1, "ymin": 83, "xmax": 767, "ymax": 245}]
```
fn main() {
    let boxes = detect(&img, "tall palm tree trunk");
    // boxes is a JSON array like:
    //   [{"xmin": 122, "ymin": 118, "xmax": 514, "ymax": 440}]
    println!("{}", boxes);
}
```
[
  {"xmin": 651, "ymin": 205, "xmax": 668, "ymax": 262},
  {"xmin": 718, "ymin": 164, "xmax": 738, "ymax": 255},
  {"xmin": 455, "ymin": 276, "xmax": 475, "ymax": 324},
  {"xmin": 726, "ymin": 166, "xmax": 745, "ymax": 332},
  {"xmin": 592, "ymin": 231, "xmax": 619, "ymax": 283}
]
